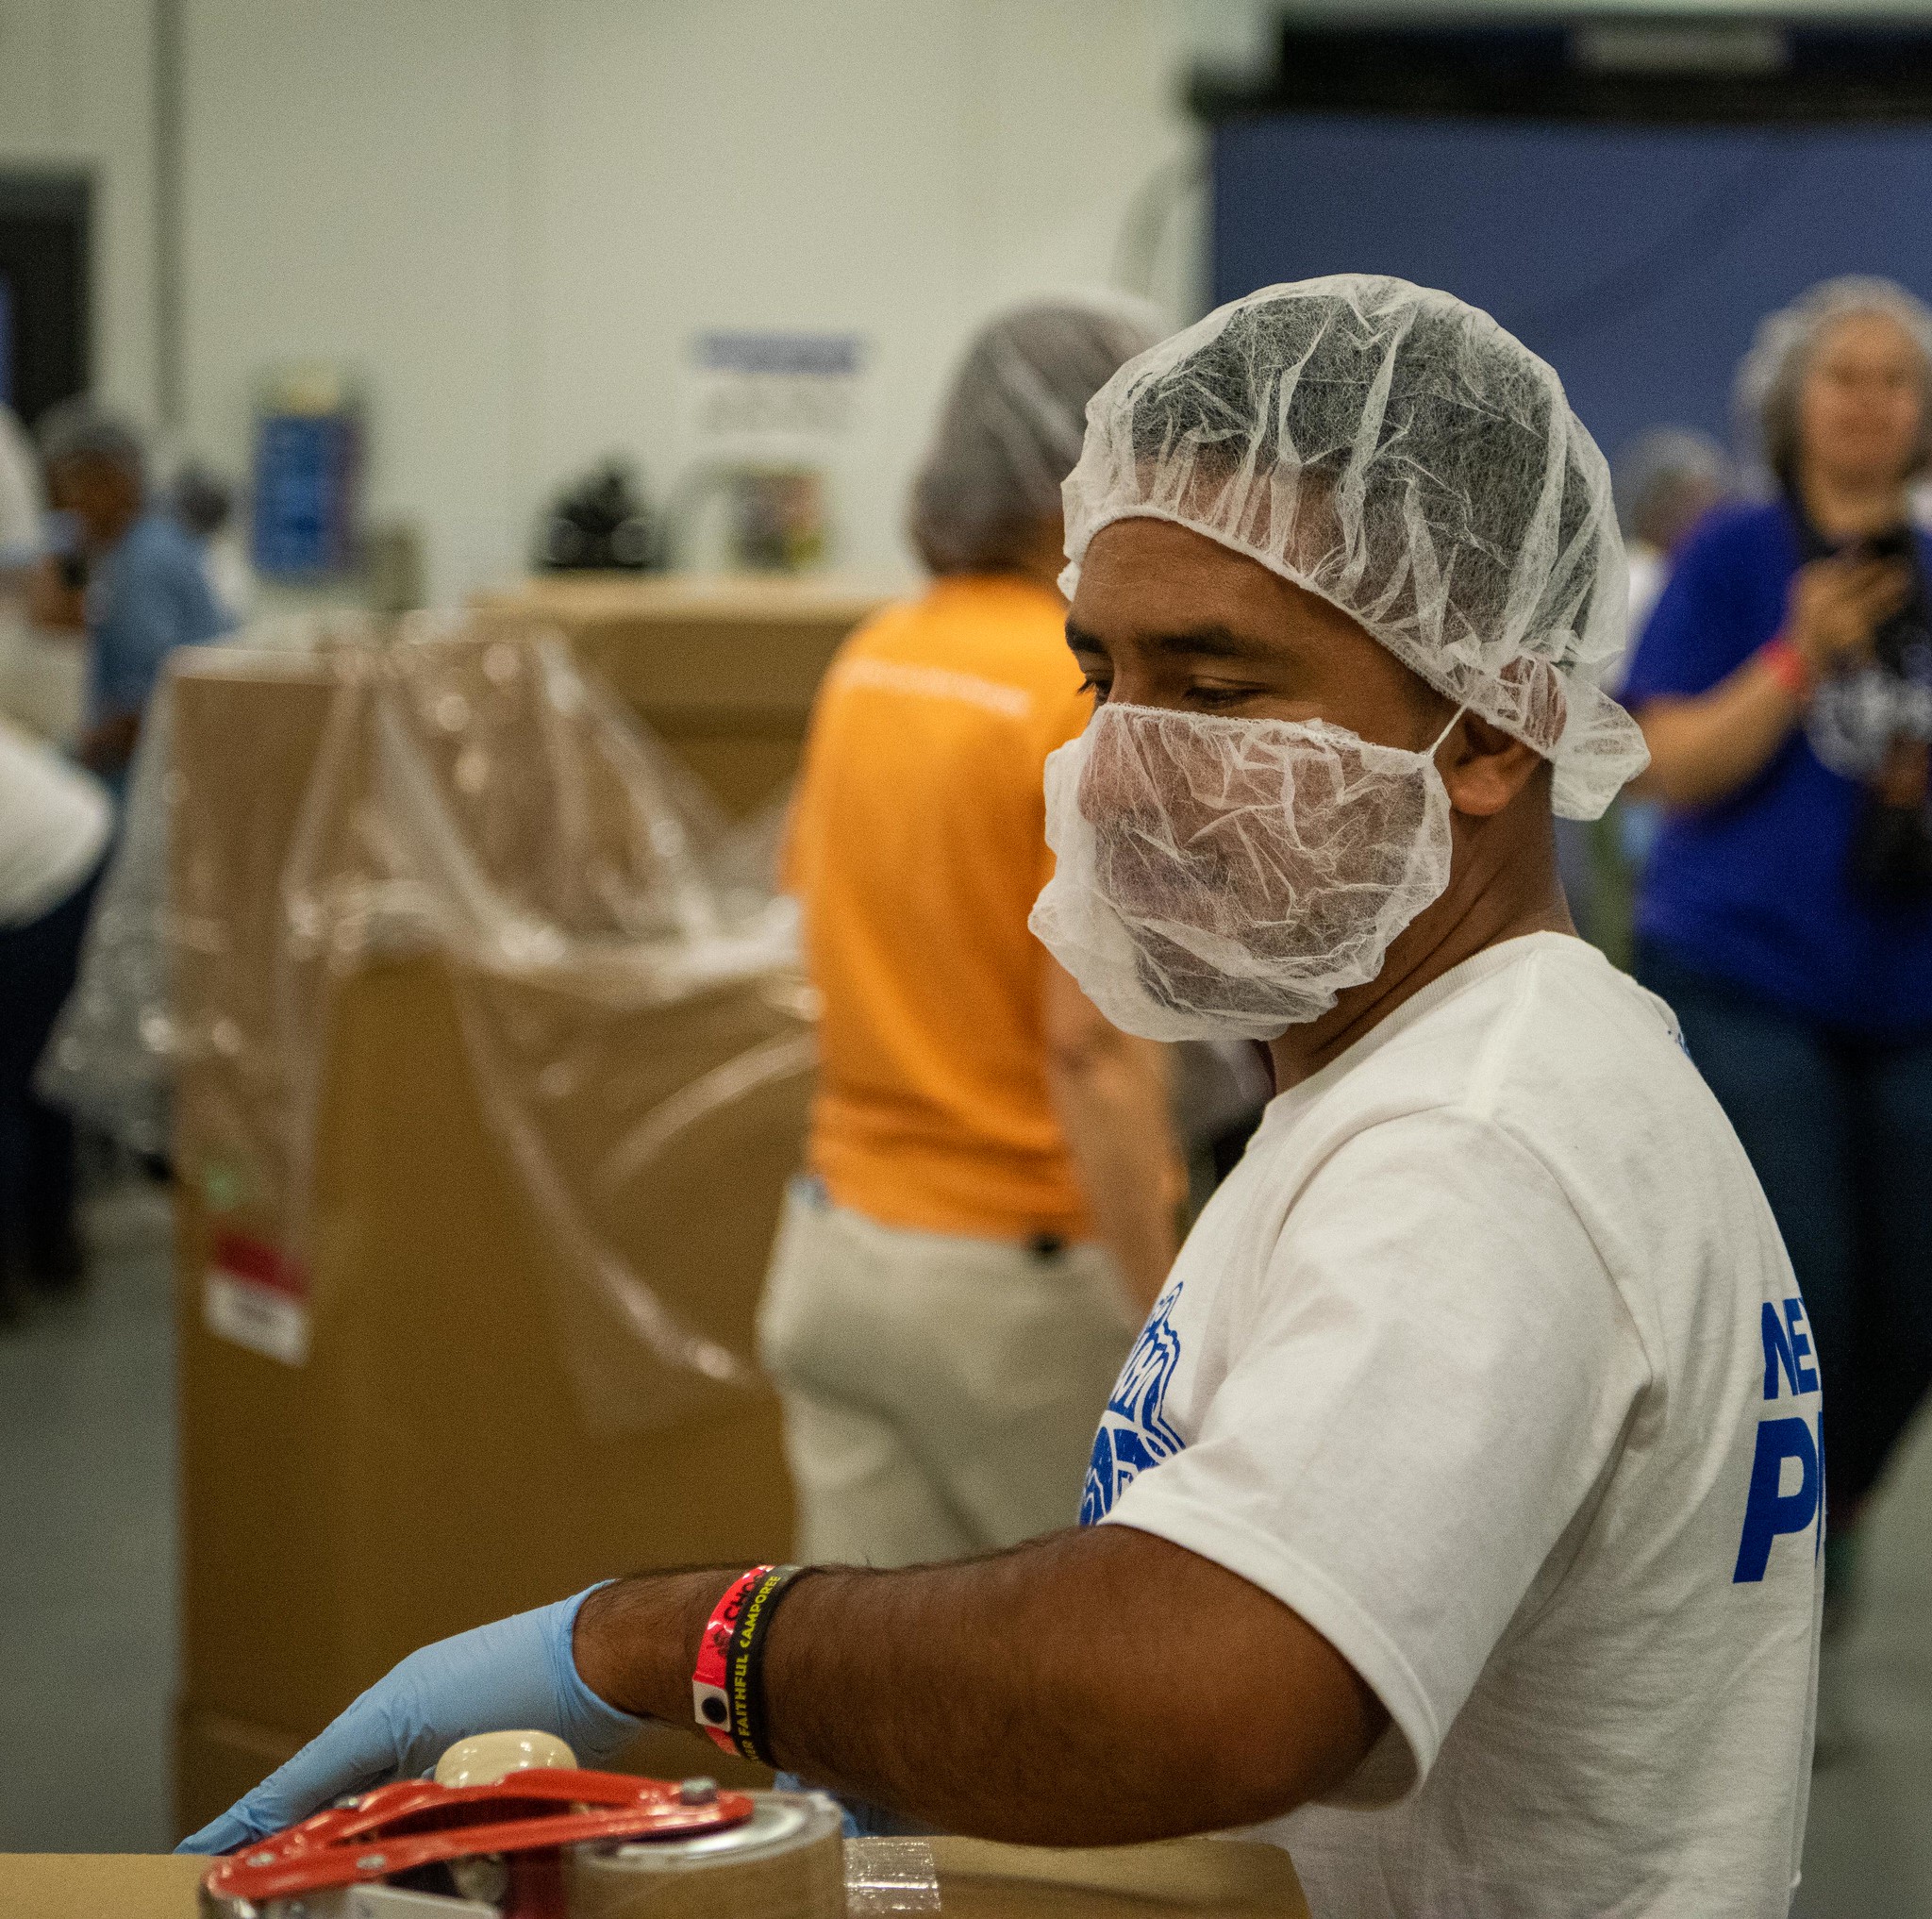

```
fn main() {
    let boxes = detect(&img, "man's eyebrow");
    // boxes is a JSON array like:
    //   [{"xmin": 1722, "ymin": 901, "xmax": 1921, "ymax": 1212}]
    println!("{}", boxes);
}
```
[{"xmin": 1065, "ymin": 619, "xmax": 1274, "ymax": 661}]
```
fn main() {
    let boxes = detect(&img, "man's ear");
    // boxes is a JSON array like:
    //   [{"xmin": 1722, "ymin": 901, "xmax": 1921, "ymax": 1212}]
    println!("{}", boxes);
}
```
[{"xmin": 1439, "ymin": 715, "xmax": 1547, "ymax": 818}]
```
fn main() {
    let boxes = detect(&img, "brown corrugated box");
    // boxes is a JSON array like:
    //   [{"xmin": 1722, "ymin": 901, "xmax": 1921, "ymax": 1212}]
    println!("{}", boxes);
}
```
[
  {"xmin": 473, "ymin": 574, "xmax": 891, "ymax": 815},
  {"xmin": 169, "ymin": 644, "xmax": 809, "ymax": 1835}
]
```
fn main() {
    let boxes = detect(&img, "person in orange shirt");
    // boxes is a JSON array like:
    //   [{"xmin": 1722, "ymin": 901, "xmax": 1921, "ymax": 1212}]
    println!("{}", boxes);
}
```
[{"xmin": 761, "ymin": 298, "xmax": 1180, "ymax": 1565}]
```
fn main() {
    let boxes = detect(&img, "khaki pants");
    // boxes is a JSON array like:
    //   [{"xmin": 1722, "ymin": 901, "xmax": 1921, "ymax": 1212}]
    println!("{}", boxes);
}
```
[{"xmin": 757, "ymin": 1181, "xmax": 1140, "ymax": 1566}]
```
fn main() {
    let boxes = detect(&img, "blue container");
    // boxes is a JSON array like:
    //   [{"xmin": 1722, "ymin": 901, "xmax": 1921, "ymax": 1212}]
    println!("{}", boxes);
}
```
[{"xmin": 252, "ymin": 410, "xmax": 359, "ymax": 577}]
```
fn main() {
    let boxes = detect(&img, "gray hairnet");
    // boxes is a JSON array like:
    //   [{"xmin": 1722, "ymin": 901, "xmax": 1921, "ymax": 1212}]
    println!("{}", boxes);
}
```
[
  {"xmin": 36, "ymin": 399, "xmax": 147, "ymax": 483},
  {"xmin": 1734, "ymin": 275, "xmax": 1932, "ymax": 492},
  {"xmin": 909, "ymin": 297, "xmax": 1166, "ymax": 576},
  {"xmin": 1061, "ymin": 274, "xmax": 1645, "ymax": 821},
  {"xmin": 1612, "ymin": 426, "xmax": 1729, "ymax": 547}
]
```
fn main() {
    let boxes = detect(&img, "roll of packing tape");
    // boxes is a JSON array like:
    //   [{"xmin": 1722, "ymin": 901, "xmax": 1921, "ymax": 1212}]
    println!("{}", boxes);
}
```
[{"xmin": 569, "ymin": 1789, "xmax": 845, "ymax": 1919}]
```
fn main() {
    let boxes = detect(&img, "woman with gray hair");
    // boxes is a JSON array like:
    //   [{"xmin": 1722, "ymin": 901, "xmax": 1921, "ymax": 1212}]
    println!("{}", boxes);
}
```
[
  {"xmin": 1624, "ymin": 275, "xmax": 1932, "ymax": 1630},
  {"xmin": 759, "ymin": 297, "xmax": 1182, "ymax": 1566}
]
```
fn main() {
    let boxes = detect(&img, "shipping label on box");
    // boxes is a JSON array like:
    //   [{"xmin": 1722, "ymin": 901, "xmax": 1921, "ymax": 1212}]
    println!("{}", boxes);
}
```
[{"xmin": 204, "ymin": 1229, "xmax": 311, "ymax": 1366}]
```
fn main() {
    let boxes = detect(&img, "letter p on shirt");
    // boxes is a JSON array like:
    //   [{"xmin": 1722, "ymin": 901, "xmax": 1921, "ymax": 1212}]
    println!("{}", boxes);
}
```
[{"xmin": 1734, "ymin": 1294, "xmax": 1823, "ymax": 1584}]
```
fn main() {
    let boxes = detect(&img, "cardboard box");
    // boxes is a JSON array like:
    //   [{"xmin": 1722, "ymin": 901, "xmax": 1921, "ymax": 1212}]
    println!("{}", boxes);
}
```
[
  {"xmin": 0, "ymin": 1853, "xmax": 208, "ymax": 1919},
  {"xmin": 928, "ymin": 1838, "xmax": 1309, "ymax": 1919},
  {"xmin": 169, "ymin": 645, "xmax": 809, "ymax": 1836},
  {"xmin": 473, "ymin": 575, "xmax": 890, "ymax": 816}
]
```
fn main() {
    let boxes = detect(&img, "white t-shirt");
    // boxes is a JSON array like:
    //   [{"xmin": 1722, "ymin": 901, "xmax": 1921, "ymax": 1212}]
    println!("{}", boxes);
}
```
[
  {"xmin": 0, "ymin": 717, "xmax": 110, "ymax": 926},
  {"xmin": 1087, "ymin": 933, "xmax": 1819, "ymax": 1918}
]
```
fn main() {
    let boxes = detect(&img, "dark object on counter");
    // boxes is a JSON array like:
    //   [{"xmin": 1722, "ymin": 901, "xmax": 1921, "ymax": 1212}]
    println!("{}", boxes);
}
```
[
  {"xmin": 169, "ymin": 462, "xmax": 237, "ymax": 540},
  {"xmin": 537, "ymin": 459, "xmax": 658, "ymax": 571}
]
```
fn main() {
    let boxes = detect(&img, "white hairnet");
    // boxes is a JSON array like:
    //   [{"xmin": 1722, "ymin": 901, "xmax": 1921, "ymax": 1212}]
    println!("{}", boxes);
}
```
[
  {"xmin": 35, "ymin": 399, "xmax": 147, "ymax": 483},
  {"xmin": 1059, "ymin": 275, "xmax": 1646, "ymax": 821},
  {"xmin": 909, "ymin": 296, "xmax": 1166, "ymax": 576},
  {"xmin": 1733, "ymin": 275, "xmax": 1932, "ymax": 492}
]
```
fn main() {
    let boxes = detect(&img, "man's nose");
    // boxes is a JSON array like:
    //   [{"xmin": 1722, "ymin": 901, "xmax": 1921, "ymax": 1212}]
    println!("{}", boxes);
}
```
[
  {"xmin": 1078, "ymin": 710, "xmax": 1218, "ymax": 833},
  {"xmin": 1079, "ymin": 715, "xmax": 1154, "ymax": 826}
]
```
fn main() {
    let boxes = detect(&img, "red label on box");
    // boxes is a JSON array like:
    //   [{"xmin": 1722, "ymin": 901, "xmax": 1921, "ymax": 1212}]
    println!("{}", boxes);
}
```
[{"xmin": 205, "ymin": 1232, "xmax": 311, "ymax": 1365}]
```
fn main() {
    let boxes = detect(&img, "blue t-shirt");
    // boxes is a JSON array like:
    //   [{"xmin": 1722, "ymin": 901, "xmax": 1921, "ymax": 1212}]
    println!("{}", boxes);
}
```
[
  {"xmin": 85, "ymin": 512, "xmax": 231, "ymax": 733},
  {"xmin": 1624, "ymin": 499, "xmax": 1932, "ymax": 1036}
]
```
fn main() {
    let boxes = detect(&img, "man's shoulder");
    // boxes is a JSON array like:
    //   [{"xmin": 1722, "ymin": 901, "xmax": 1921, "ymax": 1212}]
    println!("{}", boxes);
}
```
[
  {"xmin": 1296, "ymin": 939, "xmax": 1711, "ymax": 1199},
  {"xmin": 1269, "ymin": 939, "xmax": 1772, "ymax": 1334},
  {"xmin": 1446, "ymin": 942, "xmax": 1771, "ymax": 1267},
  {"xmin": 1334, "ymin": 937, "xmax": 1680, "ymax": 1106},
  {"xmin": 1455, "ymin": 938, "xmax": 1704, "ymax": 1130}
]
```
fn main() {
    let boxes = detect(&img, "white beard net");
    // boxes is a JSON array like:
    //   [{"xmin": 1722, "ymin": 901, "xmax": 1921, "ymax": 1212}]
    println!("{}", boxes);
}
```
[
  {"xmin": 1029, "ymin": 703, "xmax": 1456, "ymax": 1042},
  {"xmin": 1058, "ymin": 275, "xmax": 1649, "ymax": 821}
]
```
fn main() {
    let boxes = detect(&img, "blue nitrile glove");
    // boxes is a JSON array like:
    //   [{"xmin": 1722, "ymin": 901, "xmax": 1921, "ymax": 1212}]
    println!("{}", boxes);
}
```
[{"xmin": 175, "ymin": 1585, "xmax": 642, "ymax": 1854}]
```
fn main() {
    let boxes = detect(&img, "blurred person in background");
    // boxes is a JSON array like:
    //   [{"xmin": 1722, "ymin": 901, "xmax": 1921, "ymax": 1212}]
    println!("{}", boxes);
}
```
[
  {"xmin": 28, "ymin": 404, "xmax": 231, "ymax": 796},
  {"xmin": 0, "ymin": 716, "xmax": 110, "ymax": 1320},
  {"xmin": 1624, "ymin": 276, "xmax": 1932, "ymax": 1637},
  {"xmin": 1558, "ymin": 426, "xmax": 1732, "ymax": 956},
  {"xmin": 763, "ymin": 297, "xmax": 1181, "ymax": 1565},
  {"xmin": 166, "ymin": 459, "xmax": 253, "ymax": 625},
  {"xmin": 0, "ymin": 404, "xmax": 56, "ymax": 728},
  {"xmin": 0, "ymin": 403, "xmax": 92, "ymax": 747},
  {"xmin": 1612, "ymin": 426, "xmax": 1731, "ymax": 680},
  {"xmin": 0, "ymin": 403, "xmax": 40, "ymax": 577}
]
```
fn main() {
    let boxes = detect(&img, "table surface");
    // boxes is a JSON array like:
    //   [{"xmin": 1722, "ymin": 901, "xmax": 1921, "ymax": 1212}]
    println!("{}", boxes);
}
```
[
  {"xmin": 0, "ymin": 1833, "xmax": 1308, "ymax": 1919},
  {"xmin": 0, "ymin": 1853, "xmax": 208, "ymax": 1919}
]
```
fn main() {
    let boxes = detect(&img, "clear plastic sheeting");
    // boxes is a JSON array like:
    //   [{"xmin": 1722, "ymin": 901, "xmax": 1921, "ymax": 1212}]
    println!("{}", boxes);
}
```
[
  {"xmin": 844, "ymin": 1841, "xmax": 943, "ymax": 1917},
  {"xmin": 40, "ymin": 685, "xmax": 178, "ymax": 1157},
  {"xmin": 43, "ymin": 613, "xmax": 811, "ymax": 1432}
]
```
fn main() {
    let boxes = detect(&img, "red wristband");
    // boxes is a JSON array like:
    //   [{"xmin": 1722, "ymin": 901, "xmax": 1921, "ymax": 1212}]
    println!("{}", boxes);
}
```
[
  {"xmin": 691, "ymin": 1563, "xmax": 806, "ymax": 1762},
  {"xmin": 1760, "ymin": 633, "xmax": 1813, "ymax": 702},
  {"xmin": 692, "ymin": 1567, "xmax": 767, "ymax": 1756}
]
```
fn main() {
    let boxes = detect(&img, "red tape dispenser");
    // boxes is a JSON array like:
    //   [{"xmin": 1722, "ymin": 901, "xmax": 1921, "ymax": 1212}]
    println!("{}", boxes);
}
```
[{"xmin": 200, "ymin": 1767, "xmax": 755, "ymax": 1918}]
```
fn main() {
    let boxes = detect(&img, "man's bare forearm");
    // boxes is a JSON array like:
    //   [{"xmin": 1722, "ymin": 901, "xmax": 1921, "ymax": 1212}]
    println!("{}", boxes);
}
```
[
  {"xmin": 575, "ymin": 1525, "xmax": 1383, "ymax": 1844},
  {"xmin": 1048, "ymin": 1040, "xmax": 1179, "ymax": 1313}
]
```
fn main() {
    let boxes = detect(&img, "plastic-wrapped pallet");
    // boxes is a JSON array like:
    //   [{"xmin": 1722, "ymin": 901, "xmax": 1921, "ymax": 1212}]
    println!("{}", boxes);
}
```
[{"xmin": 54, "ymin": 615, "xmax": 817, "ymax": 1835}]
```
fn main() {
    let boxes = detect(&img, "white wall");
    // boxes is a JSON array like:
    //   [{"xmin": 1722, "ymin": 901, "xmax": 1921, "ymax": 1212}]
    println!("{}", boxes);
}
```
[
  {"xmin": 175, "ymin": 0, "xmax": 1219, "ymax": 605},
  {"xmin": 178, "ymin": 1, "xmax": 529, "ymax": 603},
  {"xmin": 12, "ymin": 0, "xmax": 1928, "ymax": 609},
  {"xmin": 0, "ymin": 0, "xmax": 160, "ymax": 420}
]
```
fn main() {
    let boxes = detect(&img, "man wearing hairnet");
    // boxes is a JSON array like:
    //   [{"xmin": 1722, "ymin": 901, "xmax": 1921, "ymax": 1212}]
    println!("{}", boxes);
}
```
[
  {"xmin": 761, "ymin": 299, "xmax": 1183, "ymax": 1568},
  {"xmin": 188, "ymin": 277, "xmax": 1817, "ymax": 1917},
  {"xmin": 31, "ymin": 404, "xmax": 231, "ymax": 795}
]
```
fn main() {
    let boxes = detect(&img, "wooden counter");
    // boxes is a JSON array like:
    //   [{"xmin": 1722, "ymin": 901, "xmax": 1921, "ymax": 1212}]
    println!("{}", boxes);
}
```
[{"xmin": 0, "ymin": 1833, "xmax": 1307, "ymax": 1919}]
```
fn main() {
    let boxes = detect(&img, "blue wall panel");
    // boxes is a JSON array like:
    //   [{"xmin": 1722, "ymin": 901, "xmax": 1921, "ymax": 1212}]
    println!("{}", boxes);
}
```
[{"xmin": 1213, "ymin": 116, "xmax": 1932, "ymax": 462}]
